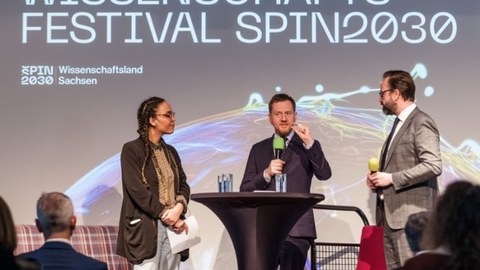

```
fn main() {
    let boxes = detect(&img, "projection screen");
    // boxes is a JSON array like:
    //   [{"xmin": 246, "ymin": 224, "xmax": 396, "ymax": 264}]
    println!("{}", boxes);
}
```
[{"xmin": 1, "ymin": 0, "xmax": 479, "ymax": 269}]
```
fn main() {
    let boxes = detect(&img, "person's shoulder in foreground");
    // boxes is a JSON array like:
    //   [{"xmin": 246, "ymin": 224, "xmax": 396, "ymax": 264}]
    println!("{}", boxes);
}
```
[{"xmin": 400, "ymin": 251, "xmax": 449, "ymax": 270}]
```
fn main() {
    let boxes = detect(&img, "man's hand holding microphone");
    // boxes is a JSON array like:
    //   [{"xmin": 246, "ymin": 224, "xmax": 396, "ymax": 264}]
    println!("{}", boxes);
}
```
[{"xmin": 367, "ymin": 157, "xmax": 393, "ymax": 193}]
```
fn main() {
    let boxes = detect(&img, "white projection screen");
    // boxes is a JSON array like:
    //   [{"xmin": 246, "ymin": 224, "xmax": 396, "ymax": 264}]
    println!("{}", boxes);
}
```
[{"xmin": 1, "ymin": 0, "xmax": 479, "ymax": 269}]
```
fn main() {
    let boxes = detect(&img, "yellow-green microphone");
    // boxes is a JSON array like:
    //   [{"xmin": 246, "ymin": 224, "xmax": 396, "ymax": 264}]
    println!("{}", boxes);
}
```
[{"xmin": 368, "ymin": 157, "xmax": 379, "ymax": 173}]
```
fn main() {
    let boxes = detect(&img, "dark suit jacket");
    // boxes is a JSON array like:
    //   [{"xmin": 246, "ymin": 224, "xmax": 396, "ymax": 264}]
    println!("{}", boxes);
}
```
[
  {"xmin": 19, "ymin": 241, "xmax": 107, "ymax": 270},
  {"xmin": 378, "ymin": 107, "xmax": 442, "ymax": 229},
  {"xmin": 240, "ymin": 133, "xmax": 331, "ymax": 238}
]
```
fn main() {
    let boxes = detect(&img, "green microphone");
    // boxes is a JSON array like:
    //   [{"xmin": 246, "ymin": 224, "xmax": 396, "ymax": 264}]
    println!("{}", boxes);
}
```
[{"xmin": 273, "ymin": 137, "xmax": 285, "ymax": 159}]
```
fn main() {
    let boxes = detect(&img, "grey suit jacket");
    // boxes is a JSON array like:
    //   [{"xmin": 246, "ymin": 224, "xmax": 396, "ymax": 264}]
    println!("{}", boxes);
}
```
[{"xmin": 377, "ymin": 107, "xmax": 442, "ymax": 229}]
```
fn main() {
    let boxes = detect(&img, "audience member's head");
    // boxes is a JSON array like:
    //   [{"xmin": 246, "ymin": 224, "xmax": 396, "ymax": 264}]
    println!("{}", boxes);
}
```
[
  {"xmin": 405, "ymin": 211, "xmax": 431, "ymax": 254},
  {"xmin": 35, "ymin": 192, "xmax": 76, "ymax": 240},
  {"xmin": 1, "ymin": 196, "xmax": 41, "ymax": 270},
  {"xmin": 0, "ymin": 195, "xmax": 19, "ymax": 270},
  {"xmin": 0, "ymin": 196, "xmax": 17, "ymax": 252},
  {"xmin": 422, "ymin": 180, "xmax": 480, "ymax": 269}
]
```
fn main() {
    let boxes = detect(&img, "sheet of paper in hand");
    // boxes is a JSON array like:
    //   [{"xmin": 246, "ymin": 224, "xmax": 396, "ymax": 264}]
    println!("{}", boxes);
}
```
[{"xmin": 167, "ymin": 216, "xmax": 201, "ymax": 254}]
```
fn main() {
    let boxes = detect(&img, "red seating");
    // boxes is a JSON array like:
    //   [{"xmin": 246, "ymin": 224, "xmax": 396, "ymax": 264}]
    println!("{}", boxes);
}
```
[
  {"xmin": 356, "ymin": 225, "xmax": 387, "ymax": 270},
  {"xmin": 15, "ymin": 225, "xmax": 132, "ymax": 270}
]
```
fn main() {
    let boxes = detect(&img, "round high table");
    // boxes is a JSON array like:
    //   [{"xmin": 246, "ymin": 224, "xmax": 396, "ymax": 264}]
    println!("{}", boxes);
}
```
[{"xmin": 191, "ymin": 192, "xmax": 325, "ymax": 270}]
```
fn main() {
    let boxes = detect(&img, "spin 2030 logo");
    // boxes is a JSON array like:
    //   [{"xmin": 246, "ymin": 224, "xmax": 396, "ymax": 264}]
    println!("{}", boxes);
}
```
[{"xmin": 21, "ymin": 65, "xmax": 55, "ymax": 85}]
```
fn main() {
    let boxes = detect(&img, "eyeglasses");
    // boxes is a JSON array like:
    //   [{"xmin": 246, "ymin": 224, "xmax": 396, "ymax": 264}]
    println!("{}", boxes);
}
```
[
  {"xmin": 271, "ymin": 111, "xmax": 294, "ymax": 119},
  {"xmin": 378, "ymin": 89, "xmax": 393, "ymax": 97},
  {"xmin": 156, "ymin": 112, "xmax": 176, "ymax": 119}
]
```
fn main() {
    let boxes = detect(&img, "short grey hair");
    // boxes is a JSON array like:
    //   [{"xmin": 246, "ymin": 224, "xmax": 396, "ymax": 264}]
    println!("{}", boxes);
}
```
[{"xmin": 36, "ymin": 192, "xmax": 74, "ymax": 234}]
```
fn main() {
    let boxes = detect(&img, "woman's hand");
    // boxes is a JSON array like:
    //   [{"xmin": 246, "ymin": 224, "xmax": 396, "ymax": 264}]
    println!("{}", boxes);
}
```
[
  {"xmin": 161, "ymin": 203, "xmax": 184, "ymax": 226},
  {"xmin": 172, "ymin": 219, "xmax": 189, "ymax": 234}
]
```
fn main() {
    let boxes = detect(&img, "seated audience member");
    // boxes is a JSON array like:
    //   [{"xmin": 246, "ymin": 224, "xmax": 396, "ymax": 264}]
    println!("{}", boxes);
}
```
[
  {"xmin": 404, "ymin": 211, "xmax": 431, "ymax": 255},
  {"xmin": 0, "ymin": 196, "xmax": 41, "ymax": 270},
  {"xmin": 402, "ymin": 181, "xmax": 480, "ymax": 270},
  {"xmin": 19, "ymin": 192, "xmax": 107, "ymax": 270}
]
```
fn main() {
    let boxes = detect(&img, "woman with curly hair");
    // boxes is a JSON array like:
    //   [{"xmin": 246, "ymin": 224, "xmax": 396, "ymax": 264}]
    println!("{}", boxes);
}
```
[{"xmin": 402, "ymin": 180, "xmax": 480, "ymax": 270}]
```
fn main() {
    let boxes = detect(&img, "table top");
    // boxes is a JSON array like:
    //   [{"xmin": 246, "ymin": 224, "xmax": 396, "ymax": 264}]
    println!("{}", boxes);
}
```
[{"xmin": 191, "ymin": 192, "xmax": 325, "ymax": 207}]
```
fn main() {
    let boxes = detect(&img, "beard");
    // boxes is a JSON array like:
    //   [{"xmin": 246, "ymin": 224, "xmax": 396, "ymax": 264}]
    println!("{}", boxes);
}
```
[
  {"xmin": 276, "ymin": 128, "xmax": 292, "ymax": 137},
  {"xmin": 381, "ymin": 100, "xmax": 395, "ymax": 115},
  {"xmin": 382, "ymin": 105, "xmax": 394, "ymax": 115}
]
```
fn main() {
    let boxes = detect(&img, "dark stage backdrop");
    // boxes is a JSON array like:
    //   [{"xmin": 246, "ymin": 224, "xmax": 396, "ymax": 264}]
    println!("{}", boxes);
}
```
[{"xmin": 1, "ymin": 1, "xmax": 479, "ymax": 269}]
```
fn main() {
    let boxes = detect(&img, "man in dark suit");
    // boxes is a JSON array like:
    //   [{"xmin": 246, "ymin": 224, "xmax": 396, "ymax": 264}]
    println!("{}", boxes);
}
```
[
  {"xmin": 366, "ymin": 70, "xmax": 442, "ymax": 269},
  {"xmin": 240, "ymin": 93, "xmax": 332, "ymax": 270},
  {"xmin": 19, "ymin": 192, "xmax": 107, "ymax": 270}
]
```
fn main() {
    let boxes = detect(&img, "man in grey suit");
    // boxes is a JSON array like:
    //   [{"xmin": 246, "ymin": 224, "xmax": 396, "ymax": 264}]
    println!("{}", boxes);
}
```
[
  {"xmin": 240, "ymin": 93, "xmax": 332, "ymax": 270},
  {"xmin": 366, "ymin": 70, "xmax": 442, "ymax": 269}
]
